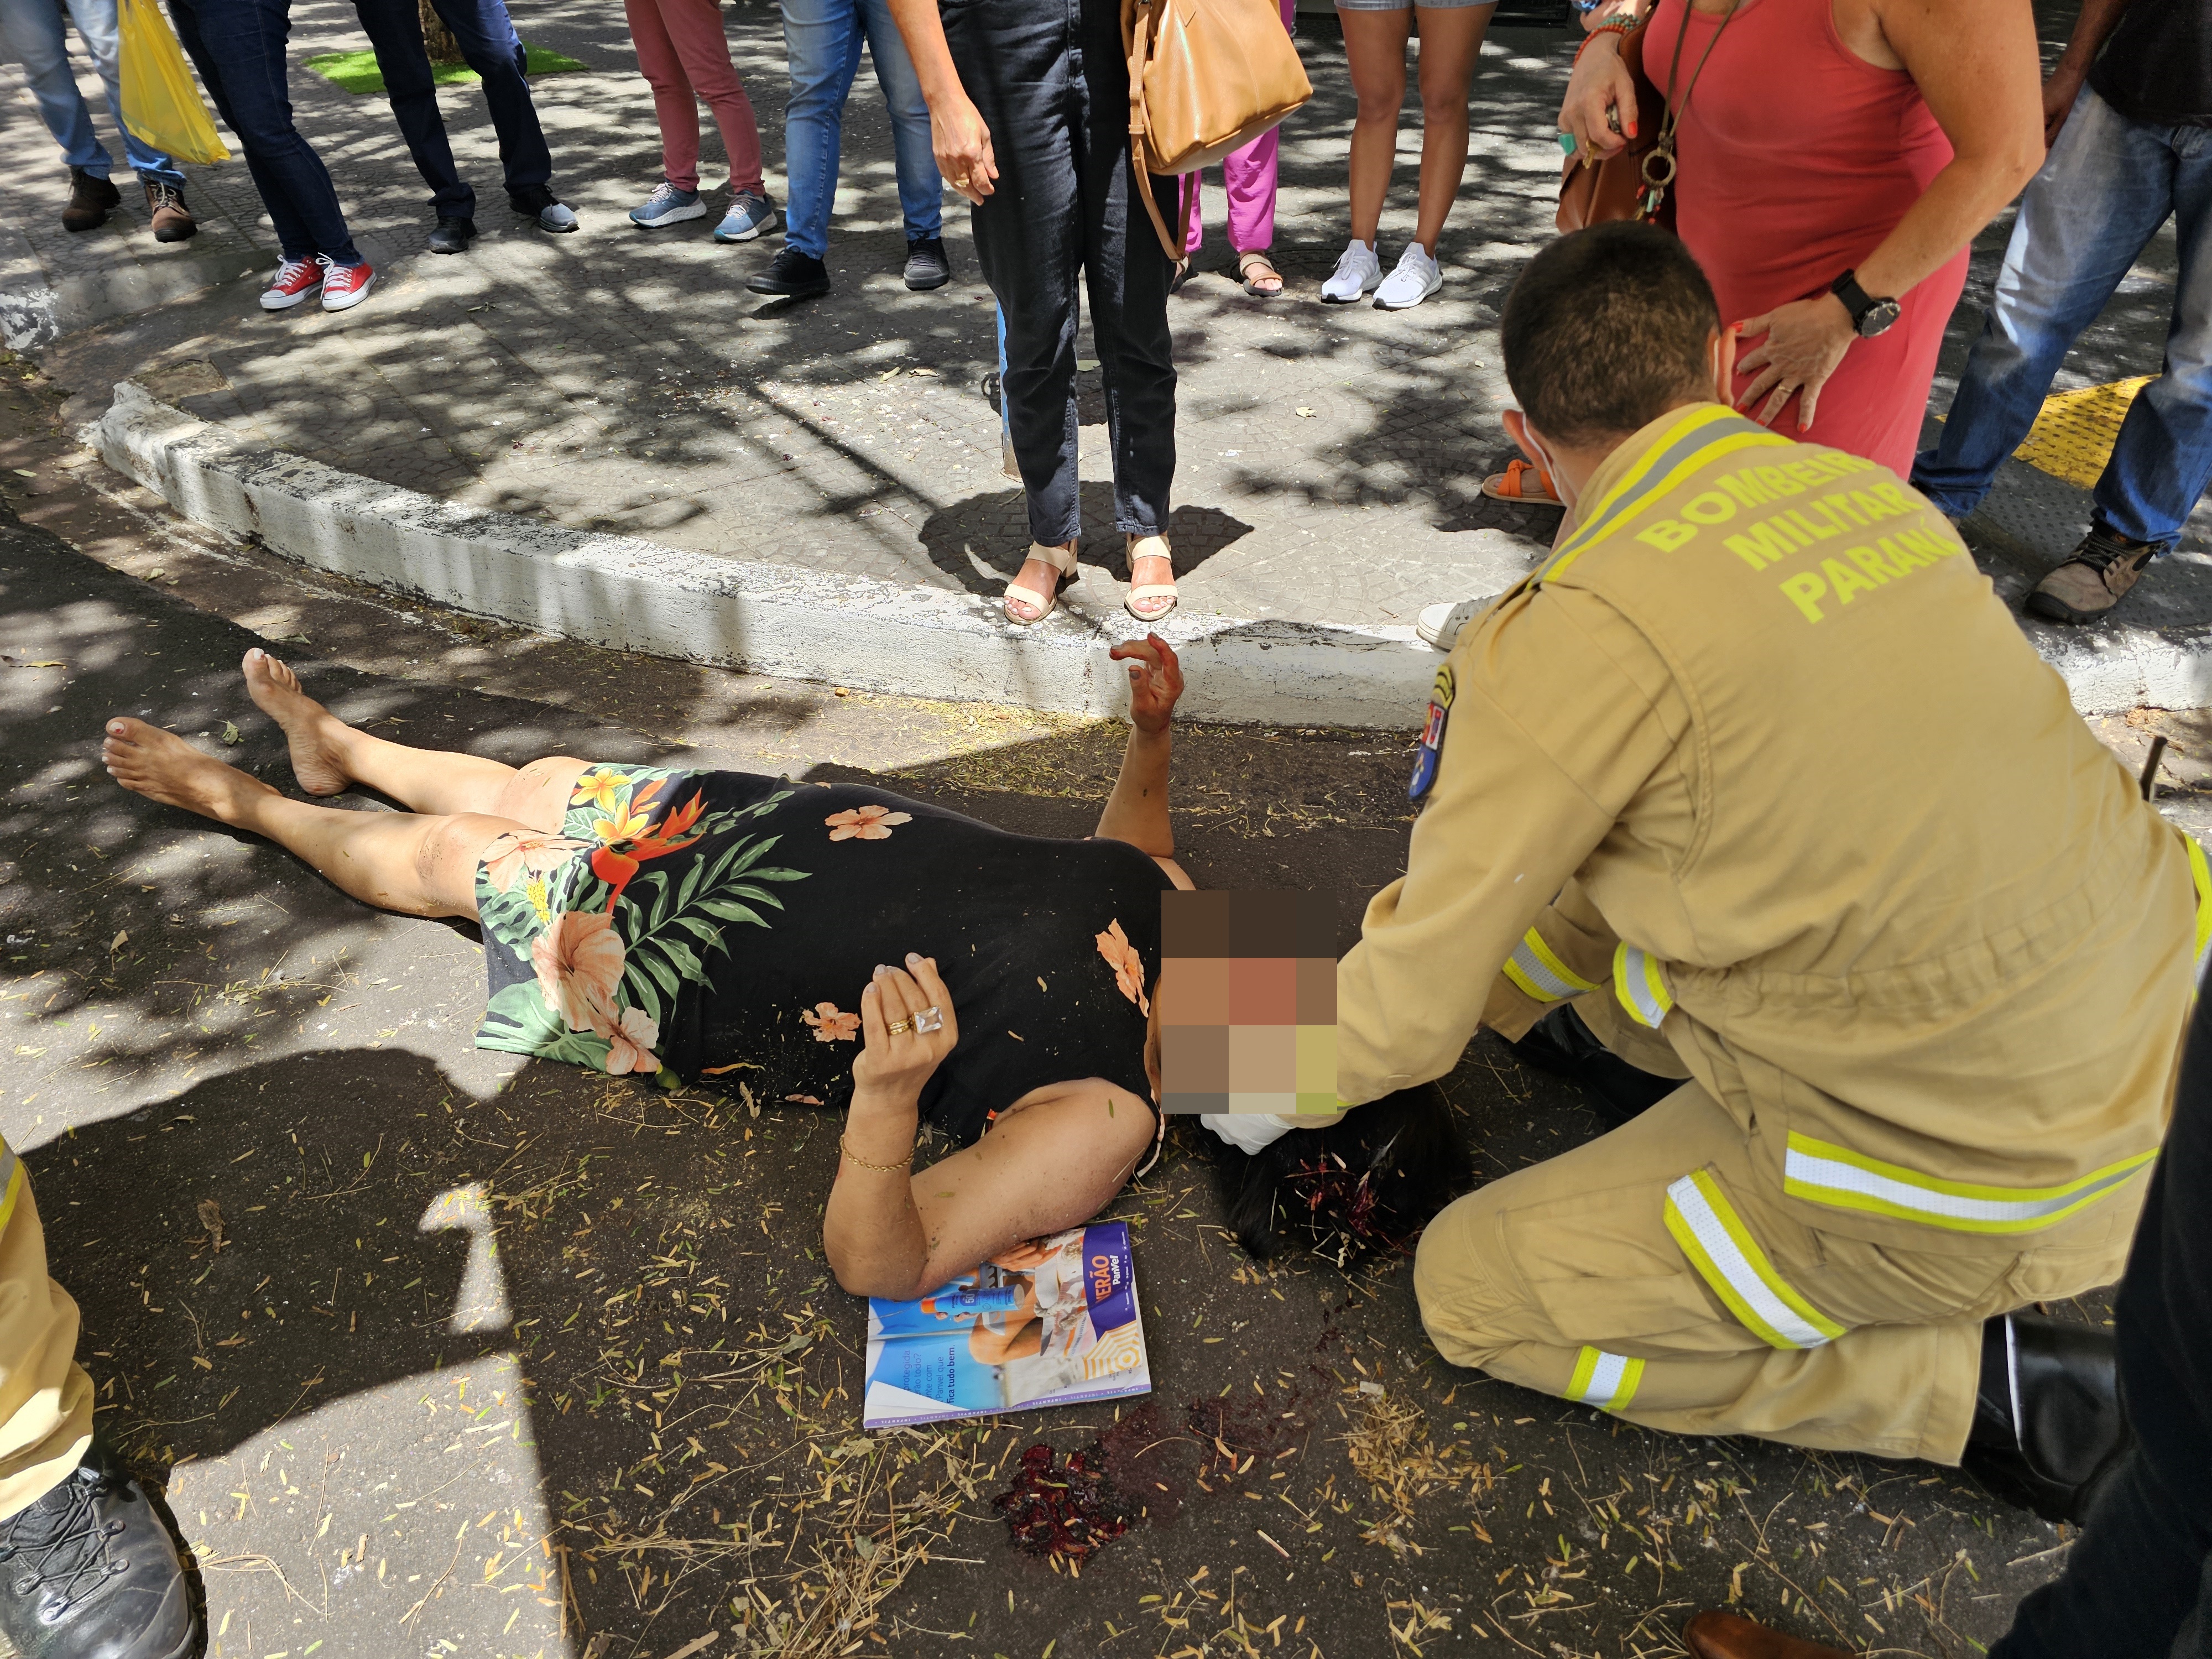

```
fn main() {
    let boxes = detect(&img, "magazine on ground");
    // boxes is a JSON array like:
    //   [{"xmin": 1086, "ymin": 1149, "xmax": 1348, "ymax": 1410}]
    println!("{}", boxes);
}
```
[{"xmin": 862, "ymin": 1222, "xmax": 1152, "ymax": 1429}]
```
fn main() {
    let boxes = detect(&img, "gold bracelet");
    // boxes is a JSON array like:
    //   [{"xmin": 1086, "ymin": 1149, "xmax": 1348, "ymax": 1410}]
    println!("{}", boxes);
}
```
[{"xmin": 840, "ymin": 1134, "xmax": 914, "ymax": 1174}]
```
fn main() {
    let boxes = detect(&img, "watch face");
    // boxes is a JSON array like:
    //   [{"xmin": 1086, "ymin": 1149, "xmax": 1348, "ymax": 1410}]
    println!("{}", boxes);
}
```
[{"xmin": 1859, "ymin": 299, "xmax": 1902, "ymax": 338}]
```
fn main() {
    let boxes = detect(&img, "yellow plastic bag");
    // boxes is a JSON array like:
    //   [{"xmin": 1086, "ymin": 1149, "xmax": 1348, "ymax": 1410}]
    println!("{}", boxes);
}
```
[{"xmin": 118, "ymin": 0, "xmax": 228, "ymax": 166}]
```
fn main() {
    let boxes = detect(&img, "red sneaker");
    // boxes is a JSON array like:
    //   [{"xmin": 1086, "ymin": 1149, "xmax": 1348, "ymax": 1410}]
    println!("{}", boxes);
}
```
[
  {"xmin": 259, "ymin": 257, "xmax": 323, "ymax": 311},
  {"xmin": 321, "ymin": 260, "xmax": 377, "ymax": 312}
]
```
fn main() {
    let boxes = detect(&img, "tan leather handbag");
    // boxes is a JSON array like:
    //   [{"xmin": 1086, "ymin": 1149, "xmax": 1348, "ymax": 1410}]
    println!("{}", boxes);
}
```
[
  {"xmin": 1554, "ymin": 0, "xmax": 1739, "ymax": 235},
  {"xmin": 1124, "ymin": 0, "xmax": 1313, "ymax": 260}
]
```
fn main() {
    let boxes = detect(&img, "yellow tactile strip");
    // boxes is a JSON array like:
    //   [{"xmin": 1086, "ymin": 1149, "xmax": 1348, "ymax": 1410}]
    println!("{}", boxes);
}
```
[{"xmin": 2015, "ymin": 376, "xmax": 2154, "ymax": 489}]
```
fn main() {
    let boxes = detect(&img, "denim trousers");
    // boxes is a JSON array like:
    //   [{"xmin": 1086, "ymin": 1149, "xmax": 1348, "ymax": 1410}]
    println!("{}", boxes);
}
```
[
  {"xmin": 779, "ymin": 0, "xmax": 940, "ymax": 258},
  {"xmin": 943, "ymin": 0, "xmax": 1177, "ymax": 545},
  {"xmin": 1990, "ymin": 976, "xmax": 2212, "ymax": 1659},
  {"xmin": 351, "ymin": 0, "xmax": 551, "ymax": 220},
  {"xmin": 168, "ymin": 0, "xmax": 360, "ymax": 263},
  {"xmin": 1911, "ymin": 87, "xmax": 2212, "ymax": 550},
  {"xmin": 0, "ymin": 0, "xmax": 182, "ymax": 184}
]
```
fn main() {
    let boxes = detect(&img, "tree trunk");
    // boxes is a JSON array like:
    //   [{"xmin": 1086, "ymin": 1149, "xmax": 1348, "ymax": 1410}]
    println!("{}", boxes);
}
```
[{"xmin": 418, "ymin": 0, "xmax": 465, "ymax": 65}]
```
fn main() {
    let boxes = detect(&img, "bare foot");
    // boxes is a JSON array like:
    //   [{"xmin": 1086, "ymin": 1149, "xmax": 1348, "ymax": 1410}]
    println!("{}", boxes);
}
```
[
  {"xmin": 241, "ymin": 648, "xmax": 352, "ymax": 796},
  {"xmin": 102, "ymin": 718, "xmax": 277, "ymax": 824}
]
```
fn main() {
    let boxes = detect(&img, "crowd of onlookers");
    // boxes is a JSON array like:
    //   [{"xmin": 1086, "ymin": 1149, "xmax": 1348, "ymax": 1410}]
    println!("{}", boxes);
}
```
[{"xmin": 3, "ymin": 0, "xmax": 2207, "ymax": 627}]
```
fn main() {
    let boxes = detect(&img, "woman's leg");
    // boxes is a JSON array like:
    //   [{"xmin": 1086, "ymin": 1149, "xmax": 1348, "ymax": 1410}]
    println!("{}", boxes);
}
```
[
  {"xmin": 1409, "ymin": 2, "xmax": 1494, "ymax": 252},
  {"xmin": 623, "ymin": 0, "xmax": 702, "ymax": 192},
  {"xmin": 239, "ymin": 649, "xmax": 582, "ymax": 830},
  {"xmin": 659, "ymin": 0, "xmax": 766, "ymax": 194},
  {"xmin": 1339, "ymin": 8, "xmax": 1412, "ymax": 246},
  {"xmin": 101, "ymin": 719, "xmax": 519, "ymax": 920},
  {"xmin": 1222, "ymin": 0, "xmax": 1293, "ymax": 257}
]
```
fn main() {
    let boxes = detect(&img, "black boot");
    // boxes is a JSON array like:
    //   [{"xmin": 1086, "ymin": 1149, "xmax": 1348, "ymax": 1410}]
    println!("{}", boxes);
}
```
[
  {"xmin": 1503, "ymin": 1003, "xmax": 1682, "ymax": 1129},
  {"xmin": 0, "ymin": 1446, "xmax": 195, "ymax": 1658},
  {"xmin": 746, "ymin": 246, "xmax": 831, "ymax": 299},
  {"xmin": 427, "ymin": 216, "xmax": 477, "ymax": 254},
  {"xmin": 1963, "ymin": 1311, "xmax": 2132, "ymax": 1525}
]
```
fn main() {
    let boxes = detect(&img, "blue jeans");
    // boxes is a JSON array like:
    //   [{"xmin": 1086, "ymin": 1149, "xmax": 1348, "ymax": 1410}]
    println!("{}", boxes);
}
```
[
  {"xmin": 1912, "ymin": 87, "xmax": 2212, "ymax": 550},
  {"xmin": 0, "ymin": 0, "xmax": 183, "ymax": 185},
  {"xmin": 352, "ymin": 0, "xmax": 551, "ymax": 220},
  {"xmin": 779, "ymin": 0, "xmax": 940, "ymax": 259},
  {"xmin": 167, "ymin": 0, "xmax": 359, "ymax": 264}
]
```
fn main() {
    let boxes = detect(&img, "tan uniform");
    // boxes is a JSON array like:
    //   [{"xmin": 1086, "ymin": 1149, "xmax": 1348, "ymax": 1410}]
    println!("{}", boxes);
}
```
[
  {"xmin": 1337, "ymin": 402, "xmax": 2206, "ymax": 1462},
  {"xmin": 0, "ymin": 1139, "xmax": 94, "ymax": 1517}
]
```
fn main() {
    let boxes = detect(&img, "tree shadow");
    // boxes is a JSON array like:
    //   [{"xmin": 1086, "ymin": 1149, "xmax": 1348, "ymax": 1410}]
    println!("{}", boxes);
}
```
[{"xmin": 916, "ymin": 483, "xmax": 1255, "ymax": 592}]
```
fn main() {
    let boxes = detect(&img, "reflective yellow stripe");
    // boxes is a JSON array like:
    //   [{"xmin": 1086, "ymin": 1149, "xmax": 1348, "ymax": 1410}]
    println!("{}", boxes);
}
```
[
  {"xmin": 1613, "ymin": 943, "xmax": 1673, "ymax": 1029},
  {"xmin": 1503, "ymin": 928, "xmax": 1600, "ymax": 1004},
  {"xmin": 2189, "ymin": 837, "xmax": 2212, "ymax": 979},
  {"xmin": 1542, "ymin": 406, "xmax": 1793, "ymax": 584},
  {"xmin": 1664, "ymin": 1171, "xmax": 1846, "ymax": 1350},
  {"xmin": 1782, "ymin": 1131, "xmax": 2155, "ymax": 1235},
  {"xmin": 1564, "ymin": 1345, "xmax": 1645, "ymax": 1412}
]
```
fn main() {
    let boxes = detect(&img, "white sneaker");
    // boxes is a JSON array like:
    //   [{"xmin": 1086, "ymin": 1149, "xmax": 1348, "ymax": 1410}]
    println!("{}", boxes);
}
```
[
  {"xmin": 1321, "ymin": 239, "xmax": 1381, "ymax": 304},
  {"xmin": 1374, "ymin": 243, "xmax": 1442, "ymax": 310},
  {"xmin": 1416, "ymin": 597, "xmax": 1488, "ymax": 653}
]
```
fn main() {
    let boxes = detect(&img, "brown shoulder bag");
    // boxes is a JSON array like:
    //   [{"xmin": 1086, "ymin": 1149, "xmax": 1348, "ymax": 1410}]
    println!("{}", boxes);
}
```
[
  {"xmin": 1124, "ymin": 0, "xmax": 1313, "ymax": 260},
  {"xmin": 1555, "ymin": 0, "xmax": 1739, "ymax": 234}
]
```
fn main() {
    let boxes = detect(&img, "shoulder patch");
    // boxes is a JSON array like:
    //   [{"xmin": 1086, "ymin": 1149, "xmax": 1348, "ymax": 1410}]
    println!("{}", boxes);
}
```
[{"xmin": 1408, "ymin": 665, "xmax": 1454, "ymax": 801}]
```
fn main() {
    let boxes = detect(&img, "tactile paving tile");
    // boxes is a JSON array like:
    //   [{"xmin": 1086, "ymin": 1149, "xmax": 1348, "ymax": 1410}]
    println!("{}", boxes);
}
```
[{"xmin": 2013, "ymin": 376, "xmax": 2153, "ymax": 490}]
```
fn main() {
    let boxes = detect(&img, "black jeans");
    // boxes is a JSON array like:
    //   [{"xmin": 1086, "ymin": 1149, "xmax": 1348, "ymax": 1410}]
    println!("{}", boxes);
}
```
[
  {"xmin": 167, "ymin": 0, "xmax": 359, "ymax": 264},
  {"xmin": 352, "ymin": 0, "xmax": 552, "ymax": 220},
  {"xmin": 1991, "ymin": 984, "xmax": 2212, "ymax": 1659},
  {"xmin": 942, "ymin": 0, "xmax": 1176, "ymax": 546}
]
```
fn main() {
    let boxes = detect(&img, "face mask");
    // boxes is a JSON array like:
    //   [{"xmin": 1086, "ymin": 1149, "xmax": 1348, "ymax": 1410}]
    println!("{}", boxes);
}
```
[{"xmin": 1524, "ymin": 429, "xmax": 1577, "ymax": 513}]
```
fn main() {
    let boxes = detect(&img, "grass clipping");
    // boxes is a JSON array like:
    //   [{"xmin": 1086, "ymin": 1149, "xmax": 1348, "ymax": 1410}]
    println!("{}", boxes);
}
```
[{"xmin": 1342, "ymin": 1391, "xmax": 1496, "ymax": 1557}]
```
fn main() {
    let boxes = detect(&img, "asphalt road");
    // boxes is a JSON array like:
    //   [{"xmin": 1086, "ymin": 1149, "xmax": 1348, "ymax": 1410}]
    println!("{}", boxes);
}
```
[{"xmin": 0, "ymin": 357, "xmax": 2088, "ymax": 1659}]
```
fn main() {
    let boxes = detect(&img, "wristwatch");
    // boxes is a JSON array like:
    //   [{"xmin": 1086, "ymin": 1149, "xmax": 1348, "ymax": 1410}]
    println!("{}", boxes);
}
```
[{"xmin": 1830, "ymin": 270, "xmax": 1901, "ymax": 339}]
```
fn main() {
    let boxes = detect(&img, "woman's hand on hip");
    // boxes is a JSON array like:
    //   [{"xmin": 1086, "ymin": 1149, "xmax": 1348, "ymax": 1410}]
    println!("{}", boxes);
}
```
[
  {"xmin": 1733, "ymin": 296, "xmax": 1858, "ymax": 431},
  {"xmin": 1109, "ymin": 633, "xmax": 1184, "ymax": 735},
  {"xmin": 1558, "ymin": 32, "xmax": 1637, "ymax": 160},
  {"xmin": 854, "ymin": 953, "xmax": 961, "ymax": 1108},
  {"xmin": 932, "ymin": 93, "xmax": 999, "ymax": 204}
]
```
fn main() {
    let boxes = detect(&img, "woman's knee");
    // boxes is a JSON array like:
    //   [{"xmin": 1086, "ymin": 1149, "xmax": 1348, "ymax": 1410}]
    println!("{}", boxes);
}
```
[{"xmin": 412, "ymin": 813, "xmax": 509, "ymax": 915}]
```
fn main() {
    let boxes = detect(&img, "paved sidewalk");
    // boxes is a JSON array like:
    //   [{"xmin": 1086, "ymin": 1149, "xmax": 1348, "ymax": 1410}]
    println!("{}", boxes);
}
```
[{"xmin": 4, "ymin": 0, "xmax": 2210, "ymax": 683}]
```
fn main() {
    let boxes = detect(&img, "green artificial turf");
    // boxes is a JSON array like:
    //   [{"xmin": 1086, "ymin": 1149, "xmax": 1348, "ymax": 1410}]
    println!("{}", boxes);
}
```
[{"xmin": 304, "ymin": 43, "xmax": 585, "ymax": 96}]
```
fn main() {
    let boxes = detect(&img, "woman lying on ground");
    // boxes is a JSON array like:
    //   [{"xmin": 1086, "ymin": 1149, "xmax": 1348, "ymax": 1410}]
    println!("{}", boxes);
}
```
[{"xmin": 100, "ymin": 640, "xmax": 1465, "ymax": 1295}]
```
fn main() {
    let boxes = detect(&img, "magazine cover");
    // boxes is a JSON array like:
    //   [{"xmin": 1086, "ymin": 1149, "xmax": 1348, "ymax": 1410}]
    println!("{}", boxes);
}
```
[{"xmin": 862, "ymin": 1222, "xmax": 1151, "ymax": 1429}]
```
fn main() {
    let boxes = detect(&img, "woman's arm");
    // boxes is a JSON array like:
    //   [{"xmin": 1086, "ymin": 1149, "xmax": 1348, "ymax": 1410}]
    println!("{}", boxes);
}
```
[
  {"xmin": 1733, "ymin": 0, "xmax": 2044, "ymax": 427},
  {"xmin": 1093, "ymin": 635, "xmax": 1183, "ymax": 858},
  {"xmin": 822, "ymin": 957, "xmax": 1156, "ymax": 1298},
  {"xmin": 884, "ymin": 0, "xmax": 1000, "ymax": 203}
]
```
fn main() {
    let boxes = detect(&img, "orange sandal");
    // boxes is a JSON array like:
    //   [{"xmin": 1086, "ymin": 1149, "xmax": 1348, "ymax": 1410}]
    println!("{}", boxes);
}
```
[{"xmin": 1481, "ymin": 458, "xmax": 1565, "ymax": 508}]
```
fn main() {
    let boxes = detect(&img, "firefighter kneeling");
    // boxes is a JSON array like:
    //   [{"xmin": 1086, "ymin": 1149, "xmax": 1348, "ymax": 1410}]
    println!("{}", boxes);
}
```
[{"xmin": 1338, "ymin": 222, "xmax": 2200, "ymax": 1523}]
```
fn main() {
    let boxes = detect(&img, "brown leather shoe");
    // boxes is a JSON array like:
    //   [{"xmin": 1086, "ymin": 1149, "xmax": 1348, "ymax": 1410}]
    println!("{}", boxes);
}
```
[
  {"xmin": 62, "ymin": 166, "xmax": 119, "ymax": 232},
  {"xmin": 2025, "ymin": 527, "xmax": 2162, "ymax": 623},
  {"xmin": 1683, "ymin": 1610, "xmax": 1856, "ymax": 1658},
  {"xmin": 143, "ymin": 180, "xmax": 197, "ymax": 243}
]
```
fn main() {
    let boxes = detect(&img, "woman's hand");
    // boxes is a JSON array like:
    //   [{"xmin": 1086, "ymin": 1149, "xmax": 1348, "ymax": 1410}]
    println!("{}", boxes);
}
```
[
  {"xmin": 853, "ymin": 953, "xmax": 961, "ymax": 1108},
  {"xmin": 1557, "ymin": 31, "xmax": 1638, "ymax": 161},
  {"xmin": 1733, "ymin": 296, "xmax": 1858, "ymax": 430},
  {"xmin": 931, "ymin": 91, "xmax": 999, "ymax": 204},
  {"xmin": 1109, "ymin": 633, "xmax": 1183, "ymax": 735}
]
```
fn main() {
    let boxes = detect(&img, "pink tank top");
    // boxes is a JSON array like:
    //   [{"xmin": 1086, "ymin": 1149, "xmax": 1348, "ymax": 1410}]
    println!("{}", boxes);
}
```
[{"xmin": 1642, "ymin": 0, "xmax": 1968, "ymax": 474}]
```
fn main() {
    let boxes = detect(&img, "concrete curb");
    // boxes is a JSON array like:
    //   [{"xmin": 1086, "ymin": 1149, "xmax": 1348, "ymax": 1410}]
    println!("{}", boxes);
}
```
[
  {"xmin": 94, "ymin": 382, "xmax": 1450, "ymax": 728},
  {"xmin": 1, "ymin": 227, "xmax": 248, "ymax": 353}
]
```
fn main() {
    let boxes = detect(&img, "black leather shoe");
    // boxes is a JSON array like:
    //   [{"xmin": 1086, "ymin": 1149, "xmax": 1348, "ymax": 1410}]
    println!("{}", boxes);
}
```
[
  {"xmin": 427, "ymin": 216, "xmax": 476, "ymax": 254},
  {"xmin": 0, "ymin": 1446, "xmax": 196, "ymax": 1659},
  {"xmin": 1964, "ymin": 1311, "xmax": 2131, "ymax": 1524},
  {"xmin": 746, "ymin": 246, "xmax": 831, "ymax": 299},
  {"xmin": 904, "ymin": 234, "xmax": 951, "ymax": 291},
  {"xmin": 1502, "ymin": 1003, "xmax": 1682, "ymax": 1128}
]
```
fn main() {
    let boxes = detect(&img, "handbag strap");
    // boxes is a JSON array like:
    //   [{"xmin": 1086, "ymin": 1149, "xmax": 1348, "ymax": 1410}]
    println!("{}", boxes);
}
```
[
  {"xmin": 1125, "ymin": 0, "xmax": 1196, "ymax": 262},
  {"xmin": 1655, "ymin": 0, "xmax": 1739, "ymax": 150}
]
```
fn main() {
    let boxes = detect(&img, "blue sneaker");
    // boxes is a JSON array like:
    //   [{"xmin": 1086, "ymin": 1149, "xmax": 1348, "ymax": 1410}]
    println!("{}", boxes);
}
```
[
  {"xmin": 714, "ymin": 191, "xmax": 776, "ymax": 243},
  {"xmin": 630, "ymin": 181, "xmax": 705, "ymax": 228}
]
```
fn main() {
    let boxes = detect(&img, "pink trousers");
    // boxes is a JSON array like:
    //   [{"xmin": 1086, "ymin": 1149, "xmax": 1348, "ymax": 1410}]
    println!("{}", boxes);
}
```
[
  {"xmin": 623, "ymin": 0, "xmax": 765, "ymax": 194},
  {"xmin": 1181, "ymin": 0, "xmax": 1296, "ymax": 255}
]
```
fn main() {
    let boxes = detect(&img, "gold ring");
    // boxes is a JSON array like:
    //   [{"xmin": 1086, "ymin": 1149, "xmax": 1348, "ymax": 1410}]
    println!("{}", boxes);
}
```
[{"xmin": 887, "ymin": 1018, "xmax": 914, "ymax": 1036}]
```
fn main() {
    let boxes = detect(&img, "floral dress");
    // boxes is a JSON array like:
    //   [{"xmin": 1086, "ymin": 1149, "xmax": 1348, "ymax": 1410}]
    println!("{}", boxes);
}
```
[{"xmin": 473, "ymin": 764, "xmax": 1169, "ymax": 1142}]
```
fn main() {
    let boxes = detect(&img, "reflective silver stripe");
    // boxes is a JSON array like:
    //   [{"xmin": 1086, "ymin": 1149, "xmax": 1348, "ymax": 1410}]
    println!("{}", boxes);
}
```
[
  {"xmin": 1564, "ymin": 1345, "xmax": 1644, "ymax": 1412},
  {"xmin": 1664, "ymin": 1172, "xmax": 1844, "ymax": 1350},
  {"xmin": 1782, "ymin": 1133, "xmax": 2156, "ymax": 1233},
  {"xmin": 1503, "ymin": 929, "xmax": 1599, "ymax": 1004},
  {"xmin": 0, "ymin": 1138, "xmax": 21, "ymax": 1237},
  {"xmin": 1613, "ymin": 943, "xmax": 1673, "ymax": 1030}
]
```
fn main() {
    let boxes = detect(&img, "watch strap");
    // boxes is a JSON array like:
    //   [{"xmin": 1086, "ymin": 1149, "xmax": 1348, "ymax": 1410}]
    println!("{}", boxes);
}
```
[{"xmin": 1829, "ymin": 269, "xmax": 1890, "ymax": 331}]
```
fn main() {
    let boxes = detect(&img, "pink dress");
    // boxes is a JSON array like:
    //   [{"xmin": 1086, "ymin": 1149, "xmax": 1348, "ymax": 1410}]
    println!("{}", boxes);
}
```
[{"xmin": 1644, "ymin": 0, "xmax": 1967, "ymax": 477}]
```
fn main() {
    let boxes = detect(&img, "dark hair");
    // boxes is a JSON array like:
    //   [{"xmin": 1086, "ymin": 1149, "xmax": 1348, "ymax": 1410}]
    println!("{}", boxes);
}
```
[
  {"xmin": 1500, "ymin": 222, "xmax": 1723, "ymax": 449},
  {"xmin": 1212, "ymin": 1084, "xmax": 1473, "ymax": 1265}
]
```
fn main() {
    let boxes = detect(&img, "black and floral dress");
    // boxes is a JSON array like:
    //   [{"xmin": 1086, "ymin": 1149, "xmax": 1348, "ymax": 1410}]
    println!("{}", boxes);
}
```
[{"xmin": 472, "ymin": 764, "xmax": 1169, "ymax": 1142}]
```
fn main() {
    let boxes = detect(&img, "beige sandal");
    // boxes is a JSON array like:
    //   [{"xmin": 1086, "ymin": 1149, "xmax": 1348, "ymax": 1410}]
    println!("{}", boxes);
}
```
[
  {"xmin": 1004, "ymin": 539, "xmax": 1078, "ymax": 625},
  {"xmin": 1124, "ymin": 534, "xmax": 1177, "ymax": 622}
]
